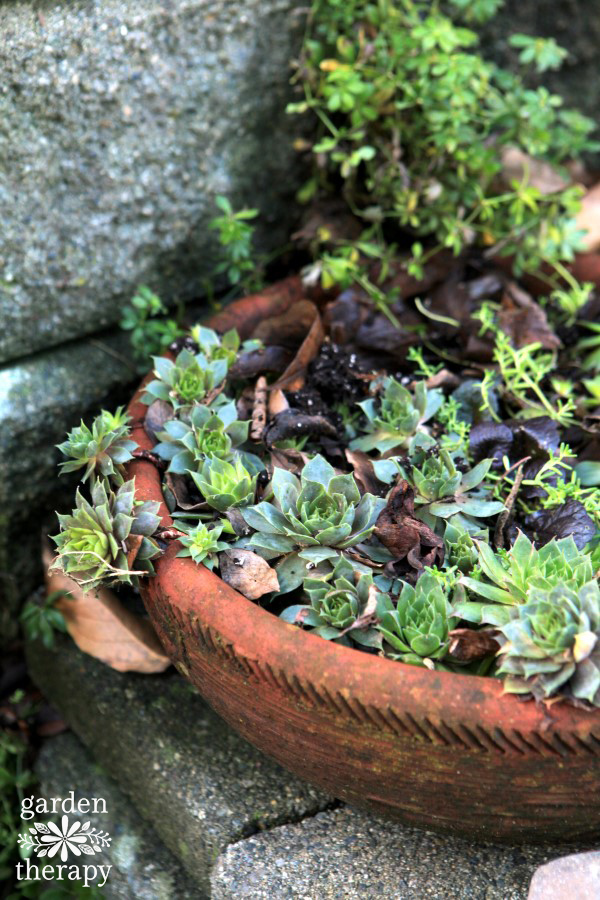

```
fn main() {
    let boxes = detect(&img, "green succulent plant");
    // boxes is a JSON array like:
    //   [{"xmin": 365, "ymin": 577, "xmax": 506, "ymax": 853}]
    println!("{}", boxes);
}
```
[
  {"xmin": 377, "ymin": 572, "xmax": 457, "ymax": 668},
  {"xmin": 153, "ymin": 400, "xmax": 250, "ymax": 472},
  {"xmin": 497, "ymin": 581, "xmax": 600, "ymax": 706},
  {"xmin": 176, "ymin": 522, "xmax": 230, "ymax": 569},
  {"xmin": 381, "ymin": 451, "xmax": 505, "ymax": 526},
  {"xmin": 349, "ymin": 377, "xmax": 443, "ymax": 454},
  {"xmin": 444, "ymin": 519, "xmax": 483, "ymax": 574},
  {"xmin": 281, "ymin": 556, "xmax": 390, "ymax": 648},
  {"xmin": 189, "ymin": 454, "xmax": 258, "ymax": 512},
  {"xmin": 188, "ymin": 325, "xmax": 261, "ymax": 366},
  {"xmin": 57, "ymin": 407, "xmax": 137, "ymax": 485},
  {"xmin": 142, "ymin": 349, "xmax": 228, "ymax": 410},
  {"xmin": 242, "ymin": 455, "xmax": 386, "ymax": 563},
  {"xmin": 457, "ymin": 532, "xmax": 596, "ymax": 626},
  {"xmin": 52, "ymin": 479, "xmax": 161, "ymax": 590}
]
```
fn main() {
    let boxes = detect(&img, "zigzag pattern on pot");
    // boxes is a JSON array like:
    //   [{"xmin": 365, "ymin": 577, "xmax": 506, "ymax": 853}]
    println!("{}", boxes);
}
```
[{"xmin": 149, "ymin": 593, "xmax": 600, "ymax": 759}]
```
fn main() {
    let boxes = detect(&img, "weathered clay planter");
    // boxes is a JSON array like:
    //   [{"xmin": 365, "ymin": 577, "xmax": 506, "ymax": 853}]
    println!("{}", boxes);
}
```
[{"xmin": 126, "ymin": 288, "xmax": 600, "ymax": 844}]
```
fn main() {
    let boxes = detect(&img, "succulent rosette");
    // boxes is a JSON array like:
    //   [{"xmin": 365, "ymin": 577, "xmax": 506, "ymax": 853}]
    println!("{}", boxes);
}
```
[
  {"xmin": 141, "ymin": 349, "xmax": 228, "ymax": 410},
  {"xmin": 456, "ymin": 532, "xmax": 596, "ymax": 626},
  {"xmin": 175, "ymin": 522, "xmax": 230, "ymax": 569},
  {"xmin": 57, "ymin": 407, "xmax": 137, "ymax": 485},
  {"xmin": 188, "ymin": 325, "xmax": 261, "ymax": 367},
  {"xmin": 496, "ymin": 581, "xmax": 600, "ymax": 706},
  {"xmin": 190, "ymin": 454, "xmax": 259, "ymax": 512},
  {"xmin": 281, "ymin": 556, "xmax": 390, "ymax": 648},
  {"xmin": 52, "ymin": 479, "xmax": 161, "ymax": 590},
  {"xmin": 378, "ymin": 572, "xmax": 457, "ymax": 667},
  {"xmin": 350, "ymin": 377, "xmax": 443, "ymax": 454},
  {"xmin": 153, "ymin": 400, "xmax": 251, "ymax": 472},
  {"xmin": 242, "ymin": 455, "xmax": 385, "ymax": 560}
]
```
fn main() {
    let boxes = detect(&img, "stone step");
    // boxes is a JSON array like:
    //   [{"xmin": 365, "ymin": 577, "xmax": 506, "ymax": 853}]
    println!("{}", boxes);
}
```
[
  {"xmin": 26, "ymin": 636, "xmax": 333, "ymax": 894},
  {"xmin": 210, "ymin": 806, "xmax": 593, "ymax": 900},
  {"xmin": 36, "ymin": 731, "xmax": 201, "ymax": 899}
]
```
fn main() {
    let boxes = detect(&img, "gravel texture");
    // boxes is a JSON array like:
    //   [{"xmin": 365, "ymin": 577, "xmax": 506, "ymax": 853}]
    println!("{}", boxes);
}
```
[
  {"xmin": 210, "ymin": 805, "xmax": 596, "ymax": 900},
  {"xmin": 0, "ymin": 0, "xmax": 305, "ymax": 364}
]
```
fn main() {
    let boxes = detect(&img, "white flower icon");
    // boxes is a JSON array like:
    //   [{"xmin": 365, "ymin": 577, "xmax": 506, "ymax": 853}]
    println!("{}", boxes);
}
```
[{"xmin": 38, "ymin": 816, "xmax": 90, "ymax": 861}]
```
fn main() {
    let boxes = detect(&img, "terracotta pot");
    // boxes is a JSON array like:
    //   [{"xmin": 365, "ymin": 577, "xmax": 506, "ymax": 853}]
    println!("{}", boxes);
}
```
[{"xmin": 126, "ymin": 292, "xmax": 600, "ymax": 845}]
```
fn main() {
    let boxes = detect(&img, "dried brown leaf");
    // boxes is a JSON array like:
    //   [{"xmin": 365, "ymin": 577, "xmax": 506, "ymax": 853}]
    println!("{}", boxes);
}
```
[
  {"xmin": 219, "ymin": 549, "xmax": 280, "ymax": 600},
  {"xmin": 43, "ymin": 544, "xmax": 169, "ymax": 674}
]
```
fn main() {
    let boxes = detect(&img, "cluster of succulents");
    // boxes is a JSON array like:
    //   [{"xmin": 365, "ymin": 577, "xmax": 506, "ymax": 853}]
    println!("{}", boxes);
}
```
[
  {"xmin": 242, "ymin": 455, "xmax": 385, "ymax": 562},
  {"xmin": 52, "ymin": 311, "xmax": 600, "ymax": 711}
]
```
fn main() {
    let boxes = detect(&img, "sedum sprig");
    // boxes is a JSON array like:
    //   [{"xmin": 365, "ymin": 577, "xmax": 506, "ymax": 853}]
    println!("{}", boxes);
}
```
[{"xmin": 57, "ymin": 408, "xmax": 136, "ymax": 485}]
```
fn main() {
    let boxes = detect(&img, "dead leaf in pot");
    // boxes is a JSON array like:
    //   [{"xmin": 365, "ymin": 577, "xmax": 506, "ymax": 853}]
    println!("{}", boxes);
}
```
[
  {"xmin": 253, "ymin": 298, "xmax": 317, "ymax": 348},
  {"xmin": 144, "ymin": 399, "xmax": 174, "ymax": 441},
  {"xmin": 219, "ymin": 549, "xmax": 280, "ymax": 600},
  {"xmin": 229, "ymin": 345, "xmax": 294, "ymax": 379},
  {"xmin": 164, "ymin": 472, "xmax": 208, "ymax": 512},
  {"xmin": 270, "ymin": 303, "xmax": 325, "ymax": 392},
  {"xmin": 264, "ymin": 409, "xmax": 338, "ymax": 448},
  {"xmin": 375, "ymin": 480, "xmax": 444, "ymax": 572},
  {"xmin": 43, "ymin": 543, "xmax": 169, "ymax": 674},
  {"xmin": 207, "ymin": 275, "xmax": 305, "ymax": 339},
  {"xmin": 269, "ymin": 447, "xmax": 311, "ymax": 475},
  {"xmin": 448, "ymin": 628, "xmax": 500, "ymax": 663},
  {"xmin": 498, "ymin": 282, "xmax": 561, "ymax": 350},
  {"xmin": 345, "ymin": 450, "xmax": 387, "ymax": 496}
]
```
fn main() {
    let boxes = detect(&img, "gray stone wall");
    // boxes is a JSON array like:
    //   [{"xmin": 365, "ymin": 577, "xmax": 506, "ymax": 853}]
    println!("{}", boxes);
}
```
[{"xmin": 0, "ymin": 0, "xmax": 306, "ymax": 642}]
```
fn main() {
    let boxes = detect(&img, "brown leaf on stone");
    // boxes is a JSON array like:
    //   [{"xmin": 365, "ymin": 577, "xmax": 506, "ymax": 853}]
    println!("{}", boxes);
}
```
[
  {"xmin": 448, "ymin": 628, "xmax": 500, "ymax": 663},
  {"xmin": 43, "ymin": 543, "xmax": 169, "ymax": 674},
  {"xmin": 144, "ymin": 399, "xmax": 174, "ymax": 441},
  {"xmin": 374, "ymin": 480, "xmax": 444, "ymax": 571},
  {"xmin": 498, "ymin": 282, "xmax": 561, "ymax": 350},
  {"xmin": 270, "ymin": 303, "xmax": 325, "ymax": 392},
  {"xmin": 345, "ymin": 449, "xmax": 387, "ymax": 496},
  {"xmin": 219, "ymin": 549, "xmax": 280, "ymax": 600}
]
